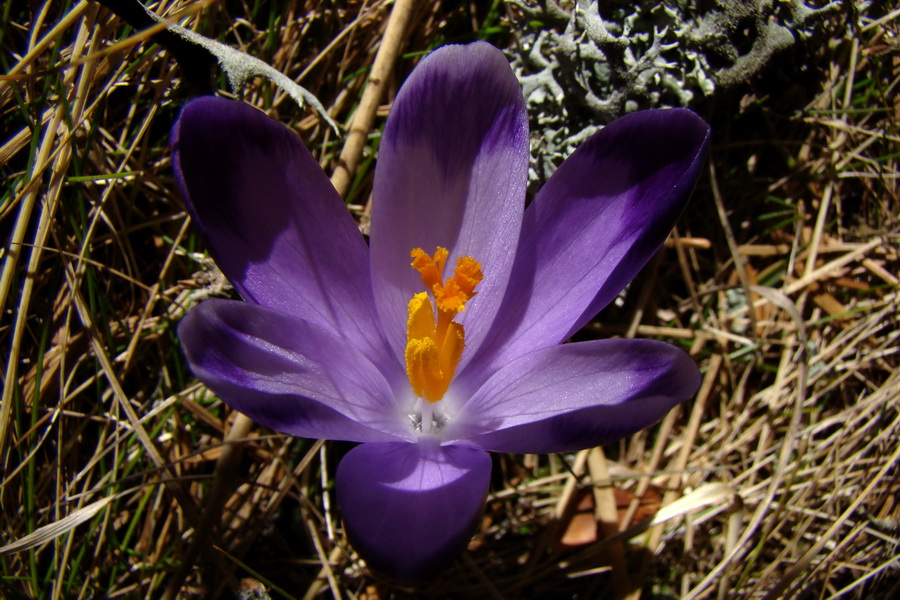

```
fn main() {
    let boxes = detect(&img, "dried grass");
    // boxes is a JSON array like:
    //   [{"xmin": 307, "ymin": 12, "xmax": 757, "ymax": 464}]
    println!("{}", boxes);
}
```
[{"xmin": 1, "ymin": 1, "xmax": 897, "ymax": 598}]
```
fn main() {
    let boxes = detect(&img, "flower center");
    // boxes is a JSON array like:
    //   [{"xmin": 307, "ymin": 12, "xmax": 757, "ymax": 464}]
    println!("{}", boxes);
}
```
[{"xmin": 404, "ymin": 247, "xmax": 483, "ymax": 405}]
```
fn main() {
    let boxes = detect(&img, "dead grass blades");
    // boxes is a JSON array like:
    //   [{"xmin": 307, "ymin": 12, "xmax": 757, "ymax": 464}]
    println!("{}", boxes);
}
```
[{"xmin": 1, "ymin": 1, "xmax": 897, "ymax": 598}]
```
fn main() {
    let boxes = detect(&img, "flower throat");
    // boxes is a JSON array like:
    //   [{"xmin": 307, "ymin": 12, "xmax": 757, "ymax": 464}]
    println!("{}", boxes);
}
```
[{"xmin": 405, "ymin": 247, "xmax": 483, "ymax": 404}]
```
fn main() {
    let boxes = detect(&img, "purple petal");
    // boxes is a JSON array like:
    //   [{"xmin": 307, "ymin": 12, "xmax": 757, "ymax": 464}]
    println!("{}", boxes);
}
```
[
  {"xmin": 447, "ymin": 339, "xmax": 700, "ymax": 453},
  {"xmin": 464, "ymin": 109, "xmax": 709, "ymax": 381},
  {"xmin": 172, "ymin": 97, "xmax": 393, "ymax": 369},
  {"xmin": 369, "ymin": 42, "xmax": 529, "ymax": 366},
  {"xmin": 179, "ymin": 299, "xmax": 411, "ymax": 443},
  {"xmin": 336, "ymin": 440, "xmax": 491, "ymax": 579}
]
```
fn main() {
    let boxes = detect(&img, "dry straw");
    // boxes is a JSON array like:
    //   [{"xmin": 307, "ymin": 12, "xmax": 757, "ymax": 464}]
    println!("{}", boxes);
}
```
[{"xmin": 0, "ymin": 1, "xmax": 896, "ymax": 598}]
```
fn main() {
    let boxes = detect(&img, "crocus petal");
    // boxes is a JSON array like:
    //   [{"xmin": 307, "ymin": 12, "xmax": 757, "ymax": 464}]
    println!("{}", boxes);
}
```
[
  {"xmin": 336, "ymin": 440, "xmax": 491, "ymax": 579},
  {"xmin": 179, "ymin": 299, "xmax": 412, "ymax": 443},
  {"xmin": 465, "ymin": 109, "xmax": 710, "ymax": 380},
  {"xmin": 172, "ymin": 97, "xmax": 394, "ymax": 369},
  {"xmin": 370, "ymin": 42, "xmax": 529, "ymax": 366},
  {"xmin": 446, "ymin": 339, "xmax": 700, "ymax": 453}
]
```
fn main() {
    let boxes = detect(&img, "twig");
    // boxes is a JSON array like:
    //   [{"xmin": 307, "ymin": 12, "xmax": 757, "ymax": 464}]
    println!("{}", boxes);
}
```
[
  {"xmin": 709, "ymin": 159, "xmax": 759, "ymax": 335},
  {"xmin": 329, "ymin": 0, "xmax": 415, "ymax": 198},
  {"xmin": 589, "ymin": 447, "xmax": 631, "ymax": 599}
]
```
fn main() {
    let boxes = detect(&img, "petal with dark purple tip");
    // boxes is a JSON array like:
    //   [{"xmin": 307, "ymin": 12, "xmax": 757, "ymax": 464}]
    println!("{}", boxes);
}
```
[
  {"xmin": 179, "ymin": 299, "xmax": 411, "ymax": 443},
  {"xmin": 172, "ymin": 97, "xmax": 392, "ymax": 367},
  {"xmin": 336, "ymin": 440, "xmax": 491, "ymax": 579},
  {"xmin": 447, "ymin": 339, "xmax": 700, "ymax": 453},
  {"xmin": 466, "ymin": 109, "xmax": 709, "ymax": 379},
  {"xmin": 370, "ymin": 42, "xmax": 529, "ymax": 366}
]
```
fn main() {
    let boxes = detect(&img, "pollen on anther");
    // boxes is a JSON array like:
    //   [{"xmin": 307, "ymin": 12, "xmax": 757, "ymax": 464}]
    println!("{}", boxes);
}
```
[
  {"xmin": 410, "ymin": 247, "xmax": 448, "ymax": 292},
  {"xmin": 404, "ymin": 247, "xmax": 483, "ymax": 405}
]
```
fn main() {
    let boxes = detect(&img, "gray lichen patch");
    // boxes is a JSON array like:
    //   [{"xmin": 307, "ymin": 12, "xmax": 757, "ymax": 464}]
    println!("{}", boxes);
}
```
[{"xmin": 506, "ymin": 0, "xmax": 844, "ymax": 184}]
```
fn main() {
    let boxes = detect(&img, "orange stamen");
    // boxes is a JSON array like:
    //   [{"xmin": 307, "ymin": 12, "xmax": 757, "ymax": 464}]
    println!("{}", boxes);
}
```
[{"xmin": 405, "ymin": 247, "xmax": 483, "ymax": 404}]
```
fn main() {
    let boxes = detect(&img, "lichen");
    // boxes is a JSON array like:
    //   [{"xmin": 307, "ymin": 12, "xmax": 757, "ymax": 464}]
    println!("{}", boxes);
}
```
[{"xmin": 505, "ymin": 0, "xmax": 845, "ymax": 185}]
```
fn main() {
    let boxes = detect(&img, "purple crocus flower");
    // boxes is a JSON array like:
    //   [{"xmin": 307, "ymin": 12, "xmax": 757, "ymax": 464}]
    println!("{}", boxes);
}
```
[{"xmin": 173, "ymin": 42, "xmax": 709, "ymax": 579}]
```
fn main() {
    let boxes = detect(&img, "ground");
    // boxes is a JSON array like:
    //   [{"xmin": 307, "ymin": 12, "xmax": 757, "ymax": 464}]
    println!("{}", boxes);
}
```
[{"xmin": 0, "ymin": 1, "xmax": 897, "ymax": 598}]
